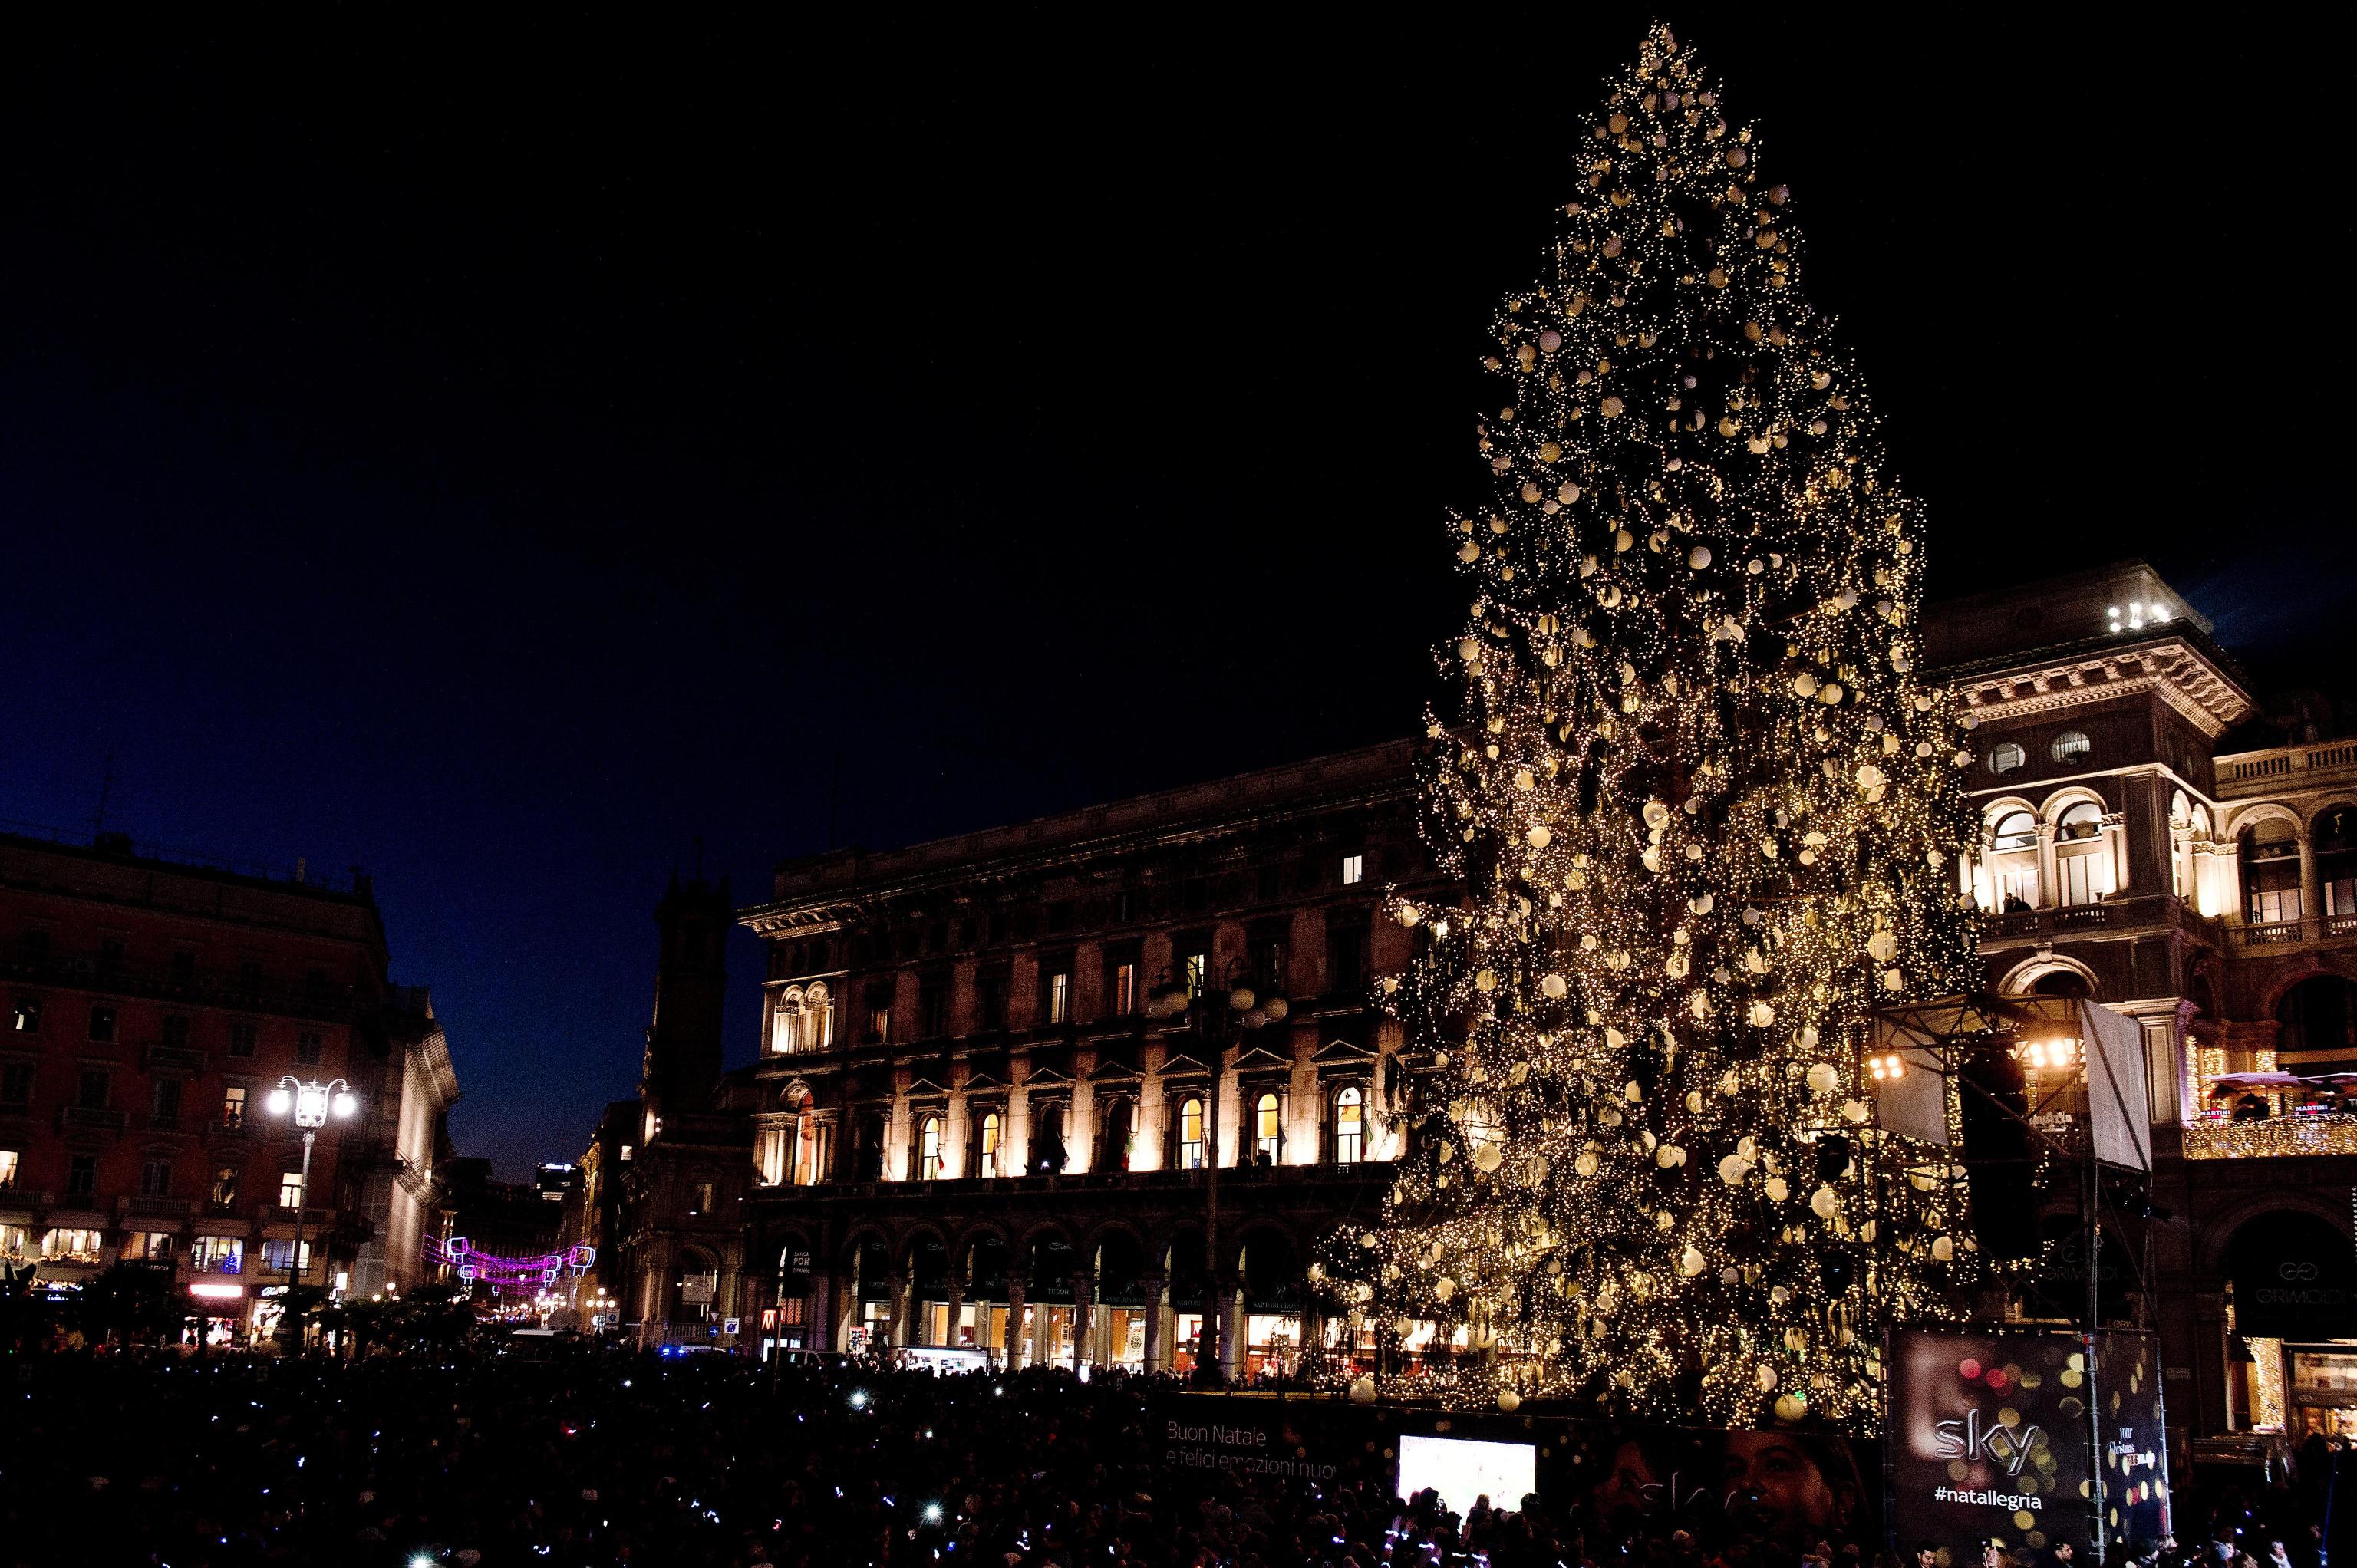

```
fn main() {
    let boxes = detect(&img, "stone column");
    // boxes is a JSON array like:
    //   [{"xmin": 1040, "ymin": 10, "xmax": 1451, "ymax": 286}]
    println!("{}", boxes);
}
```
[
  {"xmin": 2299, "ymin": 833, "xmax": 2321, "ymax": 929},
  {"xmin": 1004, "ymin": 1279, "xmax": 1027, "ymax": 1369},
  {"xmin": 2036, "ymin": 821, "xmax": 2059, "ymax": 910},
  {"xmin": 1141, "ymin": 1274, "xmax": 1167, "ymax": 1372},
  {"xmin": 1027, "ymin": 1287, "xmax": 1049, "ymax": 1368},
  {"xmin": 889, "ymin": 1267, "xmax": 912, "ymax": 1352},
  {"xmin": 1215, "ymin": 1277, "xmax": 1241, "ymax": 1382},
  {"xmin": 1070, "ymin": 1271, "xmax": 1094, "ymax": 1367},
  {"xmin": 806, "ymin": 1272, "xmax": 835, "ymax": 1353},
  {"xmin": 944, "ymin": 1253, "xmax": 966, "ymax": 1347}
]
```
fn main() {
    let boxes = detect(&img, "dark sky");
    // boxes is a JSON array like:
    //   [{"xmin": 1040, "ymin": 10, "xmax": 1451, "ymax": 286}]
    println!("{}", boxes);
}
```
[{"xmin": 5, "ymin": 12, "xmax": 2350, "ymax": 1176}]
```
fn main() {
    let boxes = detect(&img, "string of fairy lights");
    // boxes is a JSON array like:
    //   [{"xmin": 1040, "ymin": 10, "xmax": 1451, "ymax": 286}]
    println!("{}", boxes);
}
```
[{"xmin": 1311, "ymin": 23, "xmax": 1983, "ymax": 1431}]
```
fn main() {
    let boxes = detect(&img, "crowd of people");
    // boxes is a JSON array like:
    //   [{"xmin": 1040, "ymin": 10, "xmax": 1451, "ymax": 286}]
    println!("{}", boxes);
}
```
[{"xmin": 0, "ymin": 1337, "xmax": 2343, "ymax": 1568}]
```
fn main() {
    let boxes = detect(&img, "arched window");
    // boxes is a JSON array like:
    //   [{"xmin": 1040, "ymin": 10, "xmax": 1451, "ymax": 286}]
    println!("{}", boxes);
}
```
[
  {"xmin": 1333, "ymin": 1086, "xmax": 1364, "ymax": 1166},
  {"xmin": 773, "ymin": 990, "xmax": 804, "ymax": 1054},
  {"xmin": 1987, "ymin": 742, "xmax": 2027, "ymax": 776},
  {"xmin": 918, "ymin": 1115, "xmax": 942, "ymax": 1181},
  {"xmin": 1177, "ymin": 1098, "xmax": 1205, "ymax": 1170},
  {"xmin": 1989, "ymin": 810, "xmax": 2039, "ymax": 911},
  {"xmin": 1254, "ymin": 1092, "xmax": 1281, "ymax": 1164},
  {"xmin": 2243, "ymin": 819, "xmax": 2304, "ymax": 925},
  {"xmin": 2318, "ymin": 809, "xmax": 2357, "ymax": 920},
  {"xmin": 2054, "ymin": 801, "xmax": 2111, "ymax": 907},
  {"xmin": 2050, "ymin": 730, "xmax": 2092, "ymax": 765},
  {"xmin": 806, "ymin": 983, "xmax": 834, "ymax": 1049},
  {"xmin": 1100, "ymin": 1099, "xmax": 1132, "ymax": 1173},
  {"xmin": 1032, "ymin": 1103, "xmax": 1066, "ymax": 1174},
  {"xmin": 978, "ymin": 1112, "xmax": 1002, "ymax": 1178}
]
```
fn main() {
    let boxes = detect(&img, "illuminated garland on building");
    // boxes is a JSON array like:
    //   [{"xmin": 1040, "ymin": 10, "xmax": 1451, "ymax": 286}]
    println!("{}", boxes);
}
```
[
  {"xmin": 425, "ymin": 1237, "xmax": 596, "ymax": 1293},
  {"xmin": 1313, "ymin": 24, "xmax": 1980, "ymax": 1430}
]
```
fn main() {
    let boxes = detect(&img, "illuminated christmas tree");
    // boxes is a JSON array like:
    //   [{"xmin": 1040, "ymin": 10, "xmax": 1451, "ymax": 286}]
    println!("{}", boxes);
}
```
[{"xmin": 1316, "ymin": 24, "xmax": 1981, "ymax": 1428}]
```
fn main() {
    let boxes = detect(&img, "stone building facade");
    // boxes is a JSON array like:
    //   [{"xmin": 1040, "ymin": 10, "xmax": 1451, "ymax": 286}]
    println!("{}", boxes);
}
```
[
  {"xmin": 585, "ymin": 560, "xmax": 2357, "ymax": 1455},
  {"xmin": 0, "ymin": 829, "xmax": 457, "ymax": 1336}
]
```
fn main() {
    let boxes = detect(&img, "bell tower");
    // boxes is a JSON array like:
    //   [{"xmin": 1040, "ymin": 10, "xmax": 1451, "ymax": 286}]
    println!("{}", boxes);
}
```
[{"xmin": 641, "ymin": 868, "xmax": 730, "ymax": 1128}]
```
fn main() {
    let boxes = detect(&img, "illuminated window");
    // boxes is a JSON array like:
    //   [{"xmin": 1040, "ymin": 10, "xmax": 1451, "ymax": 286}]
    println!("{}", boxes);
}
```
[
  {"xmin": 919, "ymin": 1115, "xmax": 943, "ymax": 1181},
  {"xmin": 123, "ymin": 1230, "xmax": 173, "ymax": 1260},
  {"xmin": 1047, "ymin": 971, "xmax": 1071, "ymax": 1025},
  {"xmin": 43, "ymin": 1228, "xmax": 102, "ymax": 1263},
  {"xmin": 1183, "ymin": 951, "xmax": 1209, "ymax": 997},
  {"xmin": 2051, "ymin": 730, "xmax": 2092, "ymax": 764},
  {"xmin": 1334, "ymin": 1088, "xmax": 1363, "ymax": 1165},
  {"xmin": 0, "ymin": 1149, "xmax": 15, "ymax": 1189},
  {"xmin": 979, "ymin": 1112, "xmax": 1002, "ymax": 1178},
  {"xmin": 1113, "ymin": 962, "xmax": 1138, "ymax": 1016},
  {"xmin": 2055, "ymin": 801, "xmax": 2112, "ymax": 908},
  {"xmin": 1986, "ymin": 743, "xmax": 2026, "ymax": 776},
  {"xmin": 191, "ymin": 1234, "xmax": 242, "ymax": 1273},
  {"xmin": 1341, "ymin": 853, "xmax": 1365, "ymax": 886},
  {"xmin": 261, "ymin": 1238, "xmax": 312, "ymax": 1276},
  {"xmin": 0, "ymin": 1224, "xmax": 23, "ymax": 1260},
  {"xmin": 807, "ymin": 983, "xmax": 834, "ymax": 1048},
  {"xmin": 1254, "ymin": 1092, "xmax": 1281, "ymax": 1163},
  {"xmin": 1178, "ymin": 1098, "xmax": 1205, "ymax": 1170},
  {"xmin": 278, "ymin": 1170, "xmax": 306, "ymax": 1209},
  {"xmin": 1988, "ymin": 810, "xmax": 2040, "ymax": 911},
  {"xmin": 10, "ymin": 997, "xmax": 39, "ymax": 1033},
  {"xmin": 210, "ymin": 1166, "xmax": 239, "ymax": 1207},
  {"xmin": 774, "ymin": 992, "xmax": 804, "ymax": 1053}
]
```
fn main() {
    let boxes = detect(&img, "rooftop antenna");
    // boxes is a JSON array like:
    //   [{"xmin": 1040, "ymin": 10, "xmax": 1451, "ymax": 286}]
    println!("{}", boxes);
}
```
[{"xmin": 91, "ymin": 753, "xmax": 116, "ymax": 838}]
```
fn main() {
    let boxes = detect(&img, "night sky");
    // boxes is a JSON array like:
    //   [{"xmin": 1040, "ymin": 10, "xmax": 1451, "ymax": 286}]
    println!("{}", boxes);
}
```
[{"xmin": 5, "ymin": 13, "xmax": 2350, "ymax": 1175}]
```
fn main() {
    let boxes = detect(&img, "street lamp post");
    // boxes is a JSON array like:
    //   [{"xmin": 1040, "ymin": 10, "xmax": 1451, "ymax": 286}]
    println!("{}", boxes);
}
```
[
  {"xmin": 1146, "ymin": 961, "xmax": 1287, "ymax": 1387},
  {"xmin": 264, "ymin": 1076, "xmax": 357, "ymax": 1336}
]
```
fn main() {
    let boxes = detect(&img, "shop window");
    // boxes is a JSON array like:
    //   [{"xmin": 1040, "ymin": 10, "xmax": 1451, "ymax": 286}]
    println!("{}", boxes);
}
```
[
  {"xmin": 1333, "ymin": 1087, "xmax": 1364, "ymax": 1166},
  {"xmin": 1987, "ymin": 742, "xmax": 2027, "ymax": 776},
  {"xmin": 0, "ymin": 1224, "xmax": 24, "ymax": 1260}
]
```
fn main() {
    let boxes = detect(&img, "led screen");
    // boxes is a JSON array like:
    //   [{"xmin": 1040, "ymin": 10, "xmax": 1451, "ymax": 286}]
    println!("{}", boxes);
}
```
[{"xmin": 1397, "ymin": 1435, "xmax": 1538, "ymax": 1515}]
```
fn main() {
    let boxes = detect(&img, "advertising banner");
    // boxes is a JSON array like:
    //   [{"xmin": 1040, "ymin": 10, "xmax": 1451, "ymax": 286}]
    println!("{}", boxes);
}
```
[{"xmin": 1889, "ymin": 1329, "xmax": 2167, "ymax": 1561}]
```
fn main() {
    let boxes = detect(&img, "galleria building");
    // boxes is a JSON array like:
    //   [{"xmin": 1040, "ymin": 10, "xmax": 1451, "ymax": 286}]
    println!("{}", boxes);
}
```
[{"xmin": 565, "ymin": 559, "xmax": 2357, "ymax": 1464}]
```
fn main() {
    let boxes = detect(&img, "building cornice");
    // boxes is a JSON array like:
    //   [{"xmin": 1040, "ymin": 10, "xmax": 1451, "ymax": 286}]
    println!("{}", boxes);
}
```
[{"xmin": 1953, "ymin": 637, "xmax": 2252, "ymax": 738}]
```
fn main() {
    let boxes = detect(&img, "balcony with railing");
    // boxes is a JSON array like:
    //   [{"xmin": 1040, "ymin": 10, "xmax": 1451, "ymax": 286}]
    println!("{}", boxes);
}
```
[
  {"xmin": 1980, "ymin": 894, "xmax": 2214, "ymax": 945},
  {"xmin": 2183, "ymin": 1114, "xmax": 2357, "ymax": 1159},
  {"xmin": 55, "ymin": 1105, "xmax": 127, "ymax": 1136},
  {"xmin": 143, "ymin": 1042, "xmax": 207, "ymax": 1074},
  {"xmin": 2224, "ymin": 911, "xmax": 2357, "ymax": 952},
  {"xmin": 2217, "ymin": 739, "xmax": 2357, "ymax": 800}
]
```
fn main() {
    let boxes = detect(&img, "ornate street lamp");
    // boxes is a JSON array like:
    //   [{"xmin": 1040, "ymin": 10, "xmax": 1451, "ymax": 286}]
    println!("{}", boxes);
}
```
[
  {"xmin": 263, "ymin": 1076, "xmax": 357, "ymax": 1313},
  {"xmin": 1146, "ymin": 964, "xmax": 1288, "ymax": 1386}
]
